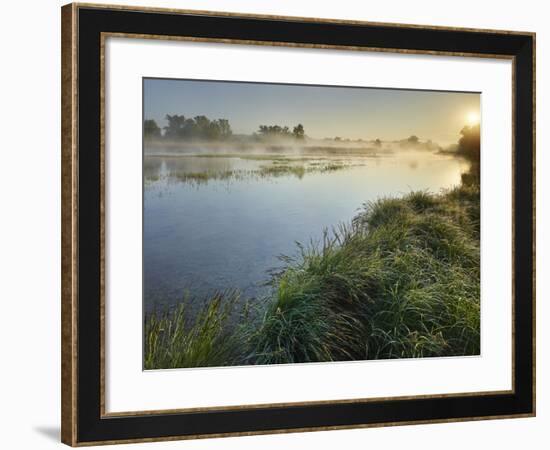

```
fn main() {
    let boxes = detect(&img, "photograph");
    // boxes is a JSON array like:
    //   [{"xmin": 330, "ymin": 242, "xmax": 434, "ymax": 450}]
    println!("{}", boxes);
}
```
[{"xmin": 142, "ymin": 78, "xmax": 482, "ymax": 370}]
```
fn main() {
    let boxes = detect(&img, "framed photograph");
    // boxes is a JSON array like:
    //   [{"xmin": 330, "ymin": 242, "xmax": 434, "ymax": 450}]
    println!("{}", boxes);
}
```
[{"xmin": 61, "ymin": 3, "xmax": 535, "ymax": 446}]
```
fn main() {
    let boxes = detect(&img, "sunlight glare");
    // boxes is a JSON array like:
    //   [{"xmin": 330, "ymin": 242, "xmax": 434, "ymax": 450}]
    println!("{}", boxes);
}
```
[{"xmin": 466, "ymin": 111, "xmax": 480, "ymax": 125}]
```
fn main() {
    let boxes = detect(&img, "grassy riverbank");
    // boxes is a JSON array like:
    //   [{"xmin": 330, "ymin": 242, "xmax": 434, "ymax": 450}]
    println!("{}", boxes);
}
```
[{"xmin": 144, "ymin": 181, "xmax": 480, "ymax": 369}]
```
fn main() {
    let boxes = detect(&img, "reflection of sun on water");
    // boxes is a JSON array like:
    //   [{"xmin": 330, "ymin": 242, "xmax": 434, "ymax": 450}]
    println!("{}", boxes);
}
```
[{"xmin": 466, "ymin": 111, "xmax": 480, "ymax": 125}]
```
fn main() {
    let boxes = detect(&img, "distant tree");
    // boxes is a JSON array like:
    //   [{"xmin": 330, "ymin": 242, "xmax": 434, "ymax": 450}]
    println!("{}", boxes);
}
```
[
  {"xmin": 216, "ymin": 119, "xmax": 233, "ymax": 139},
  {"xmin": 457, "ymin": 124, "xmax": 480, "ymax": 161},
  {"xmin": 193, "ymin": 115, "xmax": 211, "ymax": 138},
  {"xmin": 163, "ymin": 114, "xmax": 232, "ymax": 141},
  {"xmin": 407, "ymin": 135, "xmax": 420, "ymax": 144},
  {"xmin": 457, "ymin": 124, "xmax": 480, "ymax": 185},
  {"xmin": 163, "ymin": 114, "xmax": 186, "ymax": 139},
  {"xmin": 144, "ymin": 119, "xmax": 161, "ymax": 139},
  {"xmin": 257, "ymin": 124, "xmax": 293, "ymax": 139},
  {"xmin": 374, "ymin": 138, "xmax": 382, "ymax": 147},
  {"xmin": 293, "ymin": 124, "xmax": 305, "ymax": 140}
]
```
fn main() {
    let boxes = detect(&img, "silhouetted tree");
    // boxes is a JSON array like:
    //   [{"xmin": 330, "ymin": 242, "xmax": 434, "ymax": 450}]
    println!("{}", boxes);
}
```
[
  {"xmin": 163, "ymin": 114, "xmax": 186, "ymax": 139},
  {"xmin": 257, "ymin": 124, "xmax": 293, "ymax": 139},
  {"xmin": 457, "ymin": 124, "xmax": 480, "ymax": 185},
  {"xmin": 457, "ymin": 124, "xmax": 480, "ymax": 161},
  {"xmin": 163, "ymin": 114, "xmax": 232, "ymax": 141},
  {"xmin": 144, "ymin": 119, "xmax": 161, "ymax": 139},
  {"xmin": 216, "ymin": 119, "xmax": 232, "ymax": 139},
  {"xmin": 293, "ymin": 124, "xmax": 305, "ymax": 140}
]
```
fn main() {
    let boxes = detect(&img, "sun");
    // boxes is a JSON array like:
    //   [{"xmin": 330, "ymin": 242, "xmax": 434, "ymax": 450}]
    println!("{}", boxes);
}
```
[{"xmin": 466, "ymin": 111, "xmax": 480, "ymax": 126}]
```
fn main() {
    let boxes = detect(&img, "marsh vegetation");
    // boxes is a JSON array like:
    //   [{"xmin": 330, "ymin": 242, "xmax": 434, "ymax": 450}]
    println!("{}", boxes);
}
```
[
  {"xmin": 145, "ymin": 181, "xmax": 480, "ymax": 368},
  {"xmin": 143, "ymin": 123, "xmax": 480, "ymax": 369}
]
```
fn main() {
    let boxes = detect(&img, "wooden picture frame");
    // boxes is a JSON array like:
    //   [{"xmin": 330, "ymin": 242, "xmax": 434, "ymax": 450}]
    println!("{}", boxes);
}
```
[{"xmin": 61, "ymin": 2, "xmax": 535, "ymax": 446}]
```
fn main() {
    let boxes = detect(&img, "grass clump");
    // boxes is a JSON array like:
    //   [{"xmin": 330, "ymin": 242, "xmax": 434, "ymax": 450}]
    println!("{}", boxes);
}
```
[
  {"xmin": 249, "ymin": 184, "xmax": 480, "ymax": 363},
  {"xmin": 260, "ymin": 164, "xmax": 307, "ymax": 179},
  {"xmin": 144, "ymin": 291, "xmax": 249, "ymax": 369}
]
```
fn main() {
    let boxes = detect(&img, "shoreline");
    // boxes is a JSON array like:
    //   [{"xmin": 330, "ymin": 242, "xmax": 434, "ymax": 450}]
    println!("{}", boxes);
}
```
[{"xmin": 144, "ymin": 181, "xmax": 480, "ymax": 370}]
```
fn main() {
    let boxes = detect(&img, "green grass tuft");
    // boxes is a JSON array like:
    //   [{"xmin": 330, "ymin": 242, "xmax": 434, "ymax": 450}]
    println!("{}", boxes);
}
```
[{"xmin": 144, "ymin": 291, "xmax": 249, "ymax": 369}]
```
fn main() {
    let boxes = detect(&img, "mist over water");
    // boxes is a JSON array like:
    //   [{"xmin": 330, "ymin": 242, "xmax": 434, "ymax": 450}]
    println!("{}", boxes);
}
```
[{"xmin": 143, "ymin": 145, "xmax": 470, "ymax": 312}]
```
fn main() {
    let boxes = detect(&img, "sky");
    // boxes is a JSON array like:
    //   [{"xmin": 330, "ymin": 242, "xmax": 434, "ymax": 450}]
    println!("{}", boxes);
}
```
[{"xmin": 144, "ymin": 78, "xmax": 480, "ymax": 146}]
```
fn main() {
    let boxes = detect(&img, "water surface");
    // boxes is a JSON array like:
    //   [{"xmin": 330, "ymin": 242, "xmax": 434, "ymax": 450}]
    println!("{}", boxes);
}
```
[{"xmin": 143, "ymin": 151, "xmax": 469, "ymax": 311}]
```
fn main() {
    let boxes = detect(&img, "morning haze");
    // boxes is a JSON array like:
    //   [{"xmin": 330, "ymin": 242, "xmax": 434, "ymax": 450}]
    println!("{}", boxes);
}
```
[{"xmin": 144, "ymin": 78, "xmax": 480, "ymax": 146}]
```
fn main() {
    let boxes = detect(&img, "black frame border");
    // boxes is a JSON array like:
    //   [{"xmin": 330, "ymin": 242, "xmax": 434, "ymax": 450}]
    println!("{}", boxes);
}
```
[{"xmin": 64, "ymin": 3, "xmax": 535, "ymax": 445}]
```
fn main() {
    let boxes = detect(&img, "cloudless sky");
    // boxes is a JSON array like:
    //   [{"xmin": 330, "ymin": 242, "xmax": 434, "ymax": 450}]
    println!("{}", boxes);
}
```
[{"xmin": 144, "ymin": 78, "xmax": 480, "ymax": 146}]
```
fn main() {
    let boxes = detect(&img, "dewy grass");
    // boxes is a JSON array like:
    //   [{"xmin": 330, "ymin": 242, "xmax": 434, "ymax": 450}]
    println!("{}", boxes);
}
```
[
  {"xmin": 144, "ymin": 291, "xmax": 249, "ymax": 369},
  {"xmin": 144, "ymin": 181, "xmax": 480, "ymax": 368}
]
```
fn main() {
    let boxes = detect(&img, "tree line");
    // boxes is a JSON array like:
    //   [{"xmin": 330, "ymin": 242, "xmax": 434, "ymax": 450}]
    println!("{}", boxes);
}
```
[
  {"xmin": 144, "ymin": 115, "xmax": 306, "ymax": 141},
  {"xmin": 144, "ymin": 114, "xmax": 232, "ymax": 141},
  {"xmin": 256, "ymin": 124, "xmax": 304, "ymax": 140}
]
